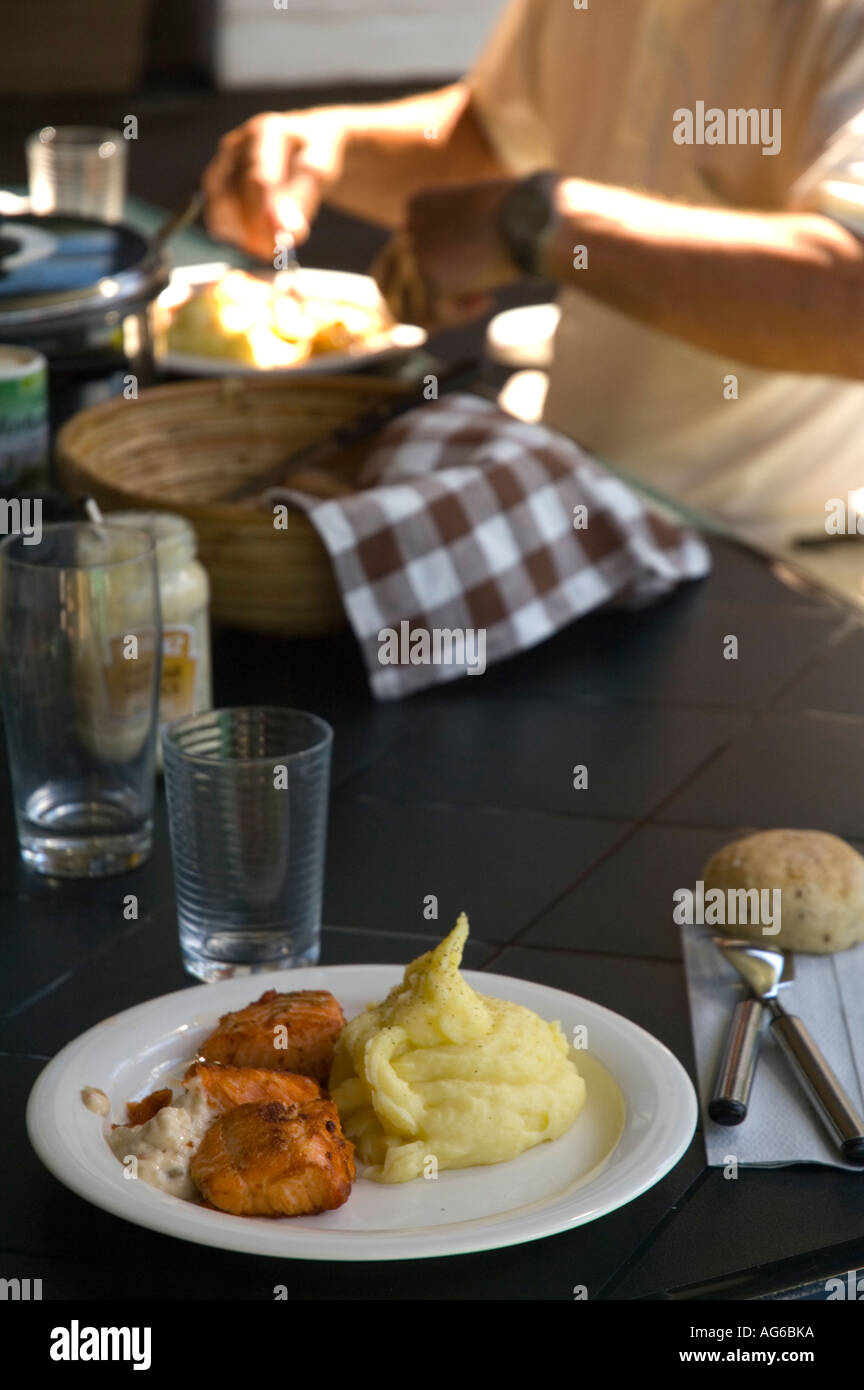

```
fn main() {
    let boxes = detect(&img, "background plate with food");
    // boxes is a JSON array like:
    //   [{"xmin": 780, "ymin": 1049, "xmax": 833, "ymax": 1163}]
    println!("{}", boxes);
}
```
[
  {"xmin": 158, "ymin": 264, "xmax": 426, "ymax": 376},
  {"xmin": 26, "ymin": 963, "xmax": 696, "ymax": 1261}
]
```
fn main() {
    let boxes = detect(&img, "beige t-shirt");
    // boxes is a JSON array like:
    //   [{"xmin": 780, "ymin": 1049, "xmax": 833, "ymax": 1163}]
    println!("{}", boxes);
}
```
[{"xmin": 467, "ymin": 0, "xmax": 864, "ymax": 546}]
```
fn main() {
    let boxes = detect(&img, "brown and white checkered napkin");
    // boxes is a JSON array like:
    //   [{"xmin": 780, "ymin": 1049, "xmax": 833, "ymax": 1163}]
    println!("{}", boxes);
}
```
[{"xmin": 268, "ymin": 394, "xmax": 711, "ymax": 699}]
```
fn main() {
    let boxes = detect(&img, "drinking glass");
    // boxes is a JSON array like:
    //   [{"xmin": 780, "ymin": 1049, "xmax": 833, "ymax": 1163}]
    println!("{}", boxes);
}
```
[
  {"xmin": 162, "ymin": 707, "xmax": 332, "ymax": 982},
  {"xmin": 26, "ymin": 126, "xmax": 127, "ymax": 222},
  {"xmin": 0, "ymin": 523, "xmax": 161, "ymax": 876}
]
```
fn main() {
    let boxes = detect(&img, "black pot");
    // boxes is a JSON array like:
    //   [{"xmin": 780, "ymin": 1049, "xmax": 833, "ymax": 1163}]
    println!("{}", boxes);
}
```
[{"xmin": 0, "ymin": 212, "xmax": 169, "ymax": 430}]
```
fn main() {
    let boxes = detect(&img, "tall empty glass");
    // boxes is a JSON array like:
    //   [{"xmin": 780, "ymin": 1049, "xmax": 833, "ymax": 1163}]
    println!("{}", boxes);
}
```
[
  {"xmin": 0, "ymin": 523, "xmax": 161, "ymax": 876},
  {"xmin": 27, "ymin": 126, "xmax": 127, "ymax": 222},
  {"xmin": 162, "ymin": 707, "xmax": 332, "ymax": 981}
]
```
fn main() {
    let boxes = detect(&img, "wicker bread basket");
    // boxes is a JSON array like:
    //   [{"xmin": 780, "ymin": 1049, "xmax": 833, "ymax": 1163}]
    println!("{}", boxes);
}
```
[{"xmin": 56, "ymin": 375, "xmax": 413, "ymax": 636}]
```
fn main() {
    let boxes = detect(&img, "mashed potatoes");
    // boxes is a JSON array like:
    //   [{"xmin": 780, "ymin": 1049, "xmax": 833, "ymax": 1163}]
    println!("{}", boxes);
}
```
[{"xmin": 329, "ymin": 915, "xmax": 586, "ymax": 1183}]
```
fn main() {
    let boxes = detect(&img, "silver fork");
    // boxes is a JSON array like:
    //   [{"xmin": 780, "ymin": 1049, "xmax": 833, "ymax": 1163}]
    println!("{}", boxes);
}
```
[{"xmin": 273, "ymin": 231, "xmax": 301, "ymax": 298}]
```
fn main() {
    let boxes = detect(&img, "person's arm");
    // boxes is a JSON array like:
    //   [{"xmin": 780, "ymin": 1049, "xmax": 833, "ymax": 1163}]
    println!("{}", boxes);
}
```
[
  {"xmin": 545, "ymin": 178, "xmax": 864, "ymax": 379},
  {"xmin": 388, "ymin": 175, "xmax": 864, "ymax": 379},
  {"xmin": 202, "ymin": 84, "xmax": 506, "ymax": 260},
  {"xmin": 325, "ymin": 86, "xmax": 508, "ymax": 225}
]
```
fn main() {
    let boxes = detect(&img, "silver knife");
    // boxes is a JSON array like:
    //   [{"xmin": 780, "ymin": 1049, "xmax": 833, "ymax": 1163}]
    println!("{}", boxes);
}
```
[{"xmin": 708, "ymin": 943, "xmax": 794, "ymax": 1125}]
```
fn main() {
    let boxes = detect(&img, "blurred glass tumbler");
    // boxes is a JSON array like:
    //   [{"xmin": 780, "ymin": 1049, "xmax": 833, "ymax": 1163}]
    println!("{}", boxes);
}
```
[
  {"xmin": 162, "ymin": 707, "xmax": 333, "ymax": 982},
  {"xmin": 0, "ymin": 524, "xmax": 161, "ymax": 877},
  {"xmin": 27, "ymin": 126, "xmax": 127, "ymax": 222}
]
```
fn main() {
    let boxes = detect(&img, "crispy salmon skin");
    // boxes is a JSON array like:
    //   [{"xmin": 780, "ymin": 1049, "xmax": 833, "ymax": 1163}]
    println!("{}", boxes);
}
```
[
  {"xmin": 197, "ymin": 989, "xmax": 346, "ymax": 1084},
  {"xmin": 191, "ymin": 1098, "xmax": 356, "ymax": 1217},
  {"xmin": 126, "ymin": 1088, "xmax": 173, "ymax": 1127}
]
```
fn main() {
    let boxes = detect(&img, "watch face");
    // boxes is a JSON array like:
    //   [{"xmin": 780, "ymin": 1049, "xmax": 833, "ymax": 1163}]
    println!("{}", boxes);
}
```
[
  {"xmin": 501, "ymin": 176, "xmax": 555, "ymax": 275},
  {"xmin": 507, "ymin": 183, "xmax": 552, "ymax": 241}
]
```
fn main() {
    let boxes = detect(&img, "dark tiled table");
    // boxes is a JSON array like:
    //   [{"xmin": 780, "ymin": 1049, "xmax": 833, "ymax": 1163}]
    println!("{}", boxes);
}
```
[{"xmin": 4, "ymin": 536, "xmax": 864, "ymax": 1301}]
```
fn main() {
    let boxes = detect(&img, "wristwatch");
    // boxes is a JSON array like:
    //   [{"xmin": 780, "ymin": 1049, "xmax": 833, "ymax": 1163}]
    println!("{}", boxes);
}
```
[{"xmin": 498, "ymin": 170, "xmax": 561, "ymax": 277}]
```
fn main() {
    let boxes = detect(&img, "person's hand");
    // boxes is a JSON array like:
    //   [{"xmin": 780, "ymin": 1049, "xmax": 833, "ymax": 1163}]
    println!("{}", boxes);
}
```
[
  {"xmin": 202, "ymin": 110, "xmax": 345, "ymax": 260},
  {"xmin": 372, "ymin": 179, "xmax": 521, "ymax": 329}
]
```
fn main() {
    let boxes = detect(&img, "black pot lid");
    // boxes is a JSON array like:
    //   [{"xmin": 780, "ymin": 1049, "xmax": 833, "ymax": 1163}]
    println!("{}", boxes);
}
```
[{"xmin": 0, "ymin": 213, "xmax": 168, "ymax": 327}]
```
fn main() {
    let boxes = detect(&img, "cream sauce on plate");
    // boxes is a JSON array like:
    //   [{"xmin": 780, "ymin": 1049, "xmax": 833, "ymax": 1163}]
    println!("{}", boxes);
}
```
[{"xmin": 103, "ymin": 1081, "xmax": 214, "ymax": 1201}]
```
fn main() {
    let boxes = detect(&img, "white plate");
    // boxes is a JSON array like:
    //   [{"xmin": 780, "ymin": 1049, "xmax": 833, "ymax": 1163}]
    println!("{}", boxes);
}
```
[
  {"xmin": 158, "ymin": 265, "xmax": 427, "ymax": 377},
  {"xmin": 26, "ymin": 965, "xmax": 697, "ymax": 1261}
]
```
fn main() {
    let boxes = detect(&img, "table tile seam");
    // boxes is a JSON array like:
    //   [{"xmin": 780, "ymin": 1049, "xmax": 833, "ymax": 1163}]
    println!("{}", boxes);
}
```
[
  {"xmin": 627, "ymin": 1232, "xmax": 864, "ymax": 1301},
  {"xmin": 478, "ymin": 941, "xmax": 684, "ymax": 970},
  {"xmin": 499, "ymin": 713, "xmax": 770, "ymax": 953},
  {"xmin": 593, "ymin": 1162, "xmax": 713, "ymax": 1300},
  {"xmin": 739, "ymin": 611, "xmax": 864, "ymax": 715},
  {"xmin": 324, "ymin": 923, "xmax": 498, "ymax": 944},
  {"xmin": 343, "ymin": 709, "xmax": 753, "ymax": 826},
  {"xmin": 330, "ymin": 792, "xmax": 637, "ymax": 832},
  {"xmin": 453, "ymin": 678, "xmax": 850, "ymax": 720},
  {"xmin": 421, "ymin": 693, "xmax": 824, "ymax": 716},
  {"xmin": 2, "ymin": 918, "xmax": 147, "ymax": 1022},
  {"xmin": 487, "ymin": 820, "xmax": 656, "ymax": 954}
]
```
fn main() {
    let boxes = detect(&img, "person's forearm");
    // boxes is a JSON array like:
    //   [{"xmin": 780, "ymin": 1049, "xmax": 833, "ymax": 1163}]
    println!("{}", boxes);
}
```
[
  {"xmin": 546, "ymin": 178, "xmax": 864, "ymax": 379},
  {"xmin": 322, "ymin": 84, "xmax": 507, "ymax": 227}
]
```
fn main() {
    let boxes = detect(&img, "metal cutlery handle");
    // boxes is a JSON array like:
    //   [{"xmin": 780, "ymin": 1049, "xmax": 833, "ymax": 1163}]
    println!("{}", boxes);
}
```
[
  {"xmin": 709, "ymin": 998, "xmax": 765, "ymax": 1125},
  {"xmin": 769, "ymin": 1001, "xmax": 864, "ymax": 1166},
  {"xmin": 154, "ymin": 192, "xmax": 203, "ymax": 248}
]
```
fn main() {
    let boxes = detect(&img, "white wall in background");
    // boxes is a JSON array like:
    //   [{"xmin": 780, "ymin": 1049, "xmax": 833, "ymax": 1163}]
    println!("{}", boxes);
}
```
[{"xmin": 215, "ymin": 0, "xmax": 505, "ymax": 88}]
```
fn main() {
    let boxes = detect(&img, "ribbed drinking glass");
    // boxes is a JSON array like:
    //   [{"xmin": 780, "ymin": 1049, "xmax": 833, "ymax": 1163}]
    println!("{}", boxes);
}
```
[
  {"xmin": 0, "ymin": 522, "xmax": 161, "ymax": 876},
  {"xmin": 27, "ymin": 125, "xmax": 127, "ymax": 222},
  {"xmin": 162, "ymin": 706, "xmax": 332, "ymax": 981}
]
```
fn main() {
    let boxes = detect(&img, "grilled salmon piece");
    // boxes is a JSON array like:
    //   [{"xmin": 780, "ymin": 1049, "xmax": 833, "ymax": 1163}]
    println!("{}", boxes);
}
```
[
  {"xmin": 126, "ymin": 1088, "xmax": 173, "ymax": 1126},
  {"xmin": 197, "ymin": 989, "xmax": 346, "ymax": 1084},
  {"xmin": 191, "ymin": 1098, "xmax": 355, "ymax": 1217},
  {"xmin": 182, "ymin": 1061, "xmax": 320, "ymax": 1112}
]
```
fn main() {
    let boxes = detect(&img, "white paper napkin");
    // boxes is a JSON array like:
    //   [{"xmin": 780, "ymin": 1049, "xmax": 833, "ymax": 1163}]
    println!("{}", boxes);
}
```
[{"xmin": 682, "ymin": 927, "xmax": 864, "ymax": 1170}]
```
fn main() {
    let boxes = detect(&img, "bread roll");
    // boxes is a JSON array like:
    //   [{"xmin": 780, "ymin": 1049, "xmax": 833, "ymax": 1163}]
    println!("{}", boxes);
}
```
[{"xmin": 702, "ymin": 829, "xmax": 864, "ymax": 954}]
